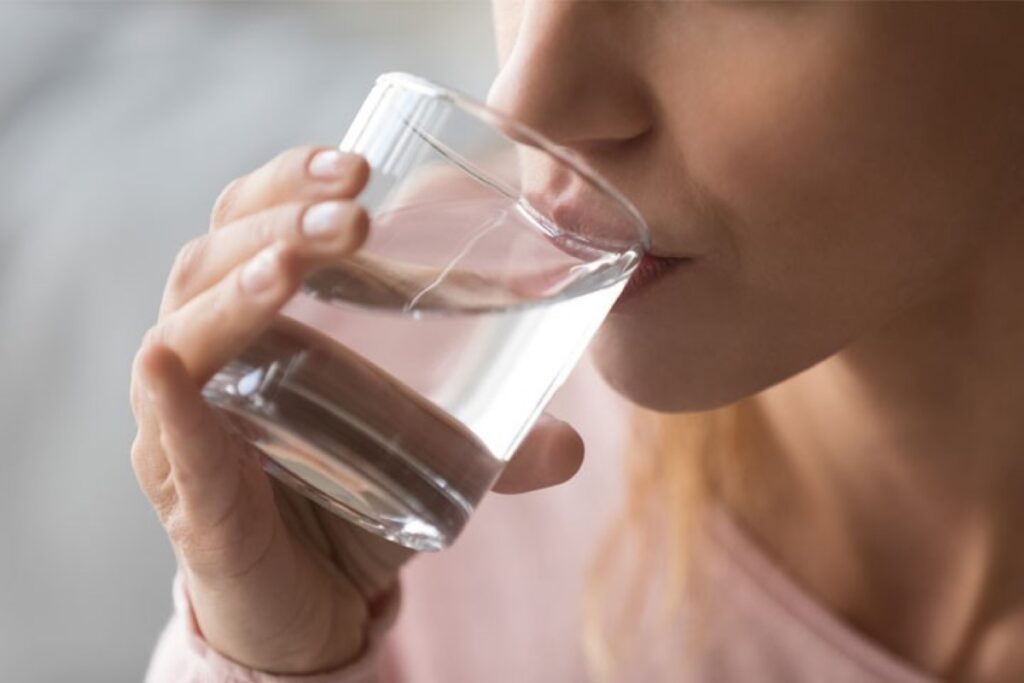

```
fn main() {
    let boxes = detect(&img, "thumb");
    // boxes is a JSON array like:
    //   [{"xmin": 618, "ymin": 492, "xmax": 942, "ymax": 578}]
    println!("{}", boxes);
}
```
[{"xmin": 491, "ymin": 414, "xmax": 585, "ymax": 495}]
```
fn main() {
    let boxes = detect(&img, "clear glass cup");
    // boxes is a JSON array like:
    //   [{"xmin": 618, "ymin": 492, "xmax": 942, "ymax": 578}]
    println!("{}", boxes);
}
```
[{"xmin": 201, "ymin": 72, "xmax": 649, "ymax": 551}]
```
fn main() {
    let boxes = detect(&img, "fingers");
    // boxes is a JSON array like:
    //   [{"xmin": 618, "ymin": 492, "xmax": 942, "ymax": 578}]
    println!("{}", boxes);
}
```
[
  {"xmin": 160, "ymin": 199, "xmax": 369, "ymax": 316},
  {"xmin": 491, "ymin": 414, "xmax": 585, "ymax": 494},
  {"xmin": 210, "ymin": 146, "xmax": 369, "ymax": 231},
  {"xmin": 147, "ymin": 239, "xmax": 319, "ymax": 390}
]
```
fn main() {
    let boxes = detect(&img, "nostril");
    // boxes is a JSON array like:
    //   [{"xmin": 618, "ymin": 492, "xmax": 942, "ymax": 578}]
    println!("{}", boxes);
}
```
[
  {"xmin": 486, "ymin": 73, "xmax": 653, "ymax": 158},
  {"xmin": 484, "ymin": 83, "xmax": 536, "ymax": 146}
]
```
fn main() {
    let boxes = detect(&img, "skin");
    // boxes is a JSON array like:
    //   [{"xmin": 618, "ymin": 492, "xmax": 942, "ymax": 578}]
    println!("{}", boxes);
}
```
[
  {"xmin": 129, "ymin": 1, "xmax": 1024, "ymax": 679},
  {"xmin": 486, "ymin": 1, "xmax": 1024, "ymax": 681},
  {"xmin": 129, "ymin": 146, "xmax": 585, "ymax": 673}
]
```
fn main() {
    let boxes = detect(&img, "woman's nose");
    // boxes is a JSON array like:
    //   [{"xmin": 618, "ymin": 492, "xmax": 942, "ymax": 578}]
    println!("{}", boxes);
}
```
[{"xmin": 484, "ymin": 0, "xmax": 652, "ymax": 152}]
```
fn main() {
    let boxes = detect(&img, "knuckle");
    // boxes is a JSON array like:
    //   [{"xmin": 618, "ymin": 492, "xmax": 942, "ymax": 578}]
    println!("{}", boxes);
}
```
[
  {"xmin": 130, "ymin": 432, "xmax": 174, "ymax": 511},
  {"xmin": 208, "ymin": 280, "xmax": 234, "ymax": 320},
  {"xmin": 268, "ymin": 145, "xmax": 315, "ymax": 192},
  {"xmin": 169, "ymin": 235, "xmax": 209, "ymax": 293},
  {"xmin": 130, "ymin": 340, "xmax": 147, "ymax": 376},
  {"xmin": 234, "ymin": 211, "xmax": 276, "ymax": 258},
  {"xmin": 140, "ymin": 323, "xmax": 168, "ymax": 352},
  {"xmin": 131, "ymin": 328, "xmax": 167, "ymax": 401},
  {"xmin": 133, "ymin": 336, "xmax": 152, "ymax": 375},
  {"xmin": 266, "ymin": 201, "xmax": 314, "ymax": 245},
  {"xmin": 222, "ymin": 263, "xmax": 268, "ymax": 320},
  {"xmin": 129, "ymin": 377, "xmax": 148, "ymax": 421},
  {"xmin": 163, "ymin": 507, "xmax": 196, "ymax": 547},
  {"xmin": 136, "ymin": 326, "xmax": 174, "ymax": 374},
  {"xmin": 269, "ymin": 151, "xmax": 295, "ymax": 190},
  {"xmin": 165, "ymin": 512, "xmax": 206, "ymax": 556},
  {"xmin": 240, "ymin": 204, "xmax": 304, "ymax": 257},
  {"xmin": 256, "ymin": 210, "xmax": 279, "ymax": 244},
  {"xmin": 210, "ymin": 177, "xmax": 243, "ymax": 229},
  {"xmin": 152, "ymin": 494, "xmax": 178, "ymax": 529},
  {"xmin": 129, "ymin": 433, "xmax": 152, "ymax": 474}
]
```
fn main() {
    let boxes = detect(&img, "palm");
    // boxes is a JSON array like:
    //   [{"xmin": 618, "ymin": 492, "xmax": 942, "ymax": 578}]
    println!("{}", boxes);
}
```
[
  {"xmin": 269, "ymin": 476, "xmax": 414, "ymax": 602},
  {"xmin": 212, "ymin": 421, "xmax": 413, "ymax": 607}
]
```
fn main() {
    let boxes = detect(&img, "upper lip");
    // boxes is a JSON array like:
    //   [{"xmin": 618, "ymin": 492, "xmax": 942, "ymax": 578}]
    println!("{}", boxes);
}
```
[{"xmin": 646, "ymin": 251, "xmax": 692, "ymax": 260}]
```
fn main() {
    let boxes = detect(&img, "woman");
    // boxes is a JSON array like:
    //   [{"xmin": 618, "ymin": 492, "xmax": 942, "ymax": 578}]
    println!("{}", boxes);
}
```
[{"xmin": 131, "ymin": 2, "xmax": 1024, "ymax": 681}]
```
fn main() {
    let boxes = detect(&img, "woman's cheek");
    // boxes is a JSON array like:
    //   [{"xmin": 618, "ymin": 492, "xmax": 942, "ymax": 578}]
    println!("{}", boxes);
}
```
[{"xmin": 681, "ymin": 43, "xmax": 898, "ymax": 303}]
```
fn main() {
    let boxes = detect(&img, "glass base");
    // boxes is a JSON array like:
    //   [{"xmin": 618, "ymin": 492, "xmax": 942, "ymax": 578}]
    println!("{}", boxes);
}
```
[
  {"xmin": 212, "ymin": 395, "xmax": 475, "ymax": 557},
  {"xmin": 199, "ymin": 317, "xmax": 505, "ymax": 553},
  {"xmin": 222, "ymin": 407, "xmax": 451, "ymax": 552}
]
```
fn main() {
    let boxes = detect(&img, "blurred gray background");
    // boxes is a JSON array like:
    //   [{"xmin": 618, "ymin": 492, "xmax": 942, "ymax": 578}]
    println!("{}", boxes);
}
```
[{"xmin": 0, "ymin": 3, "xmax": 496, "ymax": 680}]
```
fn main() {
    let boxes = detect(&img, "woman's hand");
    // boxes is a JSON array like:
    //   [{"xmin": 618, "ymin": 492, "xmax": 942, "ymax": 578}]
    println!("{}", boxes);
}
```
[{"xmin": 128, "ymin": 146, "xmax": 586, "ymax": 675}]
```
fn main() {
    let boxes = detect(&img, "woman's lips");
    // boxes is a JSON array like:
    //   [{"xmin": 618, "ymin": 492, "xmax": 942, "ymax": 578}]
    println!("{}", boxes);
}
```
[
  {"xmin": 611, "ymin": 253, "xmax": 691, "ymax": 310},
  {"xmin": 531, "ymin": 191, "xmax": 647, "ymax": 253},
  {"xmin": 523, "ymin": 191, "xmax": 693, "ymax": 308}
]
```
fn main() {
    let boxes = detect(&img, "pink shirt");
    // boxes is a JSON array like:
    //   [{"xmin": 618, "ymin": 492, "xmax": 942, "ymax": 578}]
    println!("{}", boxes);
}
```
[{"xmin": 144, "ymin": 353, "xmax": 938, "ymax": 683}]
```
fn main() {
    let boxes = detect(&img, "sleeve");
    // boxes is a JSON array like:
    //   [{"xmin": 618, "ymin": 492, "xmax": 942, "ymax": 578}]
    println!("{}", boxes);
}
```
[{"xmin": 143, "ymin": 570, "xmax": 403, "ymax": 683}]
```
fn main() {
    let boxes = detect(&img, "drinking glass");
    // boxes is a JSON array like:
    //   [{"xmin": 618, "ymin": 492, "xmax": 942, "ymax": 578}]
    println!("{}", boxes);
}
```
[{"xmin": 201, "ymin": 72, "xmax": 649, "ymax": 551}]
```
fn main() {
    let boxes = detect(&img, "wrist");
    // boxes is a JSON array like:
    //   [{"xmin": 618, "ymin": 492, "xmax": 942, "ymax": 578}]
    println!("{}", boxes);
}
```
[{"xmin": 179, "ymin": 567, "xmax": 372, "ymax": 675}]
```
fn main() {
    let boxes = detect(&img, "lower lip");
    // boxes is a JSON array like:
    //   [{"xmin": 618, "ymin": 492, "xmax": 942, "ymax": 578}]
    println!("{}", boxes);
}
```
[{"xmin": 611, "ymin": 254, "xmax": 691, "ymax": 311}]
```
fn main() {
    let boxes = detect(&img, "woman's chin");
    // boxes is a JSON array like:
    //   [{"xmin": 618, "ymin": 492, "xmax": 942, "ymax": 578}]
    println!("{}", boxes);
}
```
[
  {"xmin": 587, "ymin": 320, "xmax": 746, "ymax": 413},
  {"xmin": 587, "ymin": 325, "xmax": 697, "ymax": 413}
]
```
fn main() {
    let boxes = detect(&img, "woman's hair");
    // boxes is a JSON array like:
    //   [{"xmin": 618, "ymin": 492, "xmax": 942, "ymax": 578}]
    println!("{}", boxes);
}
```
[{"xmin": 581, "ymin": 398, "xmax": 760, "ymax": 681}]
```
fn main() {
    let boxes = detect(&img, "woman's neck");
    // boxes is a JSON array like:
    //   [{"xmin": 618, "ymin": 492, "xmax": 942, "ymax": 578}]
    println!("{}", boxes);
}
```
[{"xmin": 736, "ymin": 225, "xmax": 1024, "ymax": 680}]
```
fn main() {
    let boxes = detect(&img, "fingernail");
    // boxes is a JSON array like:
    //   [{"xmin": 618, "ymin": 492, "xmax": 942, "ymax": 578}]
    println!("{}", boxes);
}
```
[
  {"xmin": 302, "ymin": 201, "xmax": 348, "ymax": 239},
  {"xmin": 308, "ymin": 149, "xmax": 348, "ymax": 179},
  {"xmin": 241, "ymin": 246, "xmax": 280, "ymax": 293}
]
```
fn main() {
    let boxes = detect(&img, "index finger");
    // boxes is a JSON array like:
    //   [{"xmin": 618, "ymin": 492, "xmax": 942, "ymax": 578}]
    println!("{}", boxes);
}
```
[{"xmin": 209, "ymin": 146, "xmax": 370, "ymax": 230}]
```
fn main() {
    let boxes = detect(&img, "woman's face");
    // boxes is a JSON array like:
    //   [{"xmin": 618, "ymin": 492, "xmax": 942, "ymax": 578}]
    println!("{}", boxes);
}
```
[{"xmin": 487, "ymin": 2, "xmax": 1024, "ymax": 411}]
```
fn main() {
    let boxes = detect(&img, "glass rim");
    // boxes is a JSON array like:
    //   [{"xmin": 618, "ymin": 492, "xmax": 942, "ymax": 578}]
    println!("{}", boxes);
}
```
[{"xmin": 375, "ymin": 71, "xmax": 651, "ymax": 253}]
